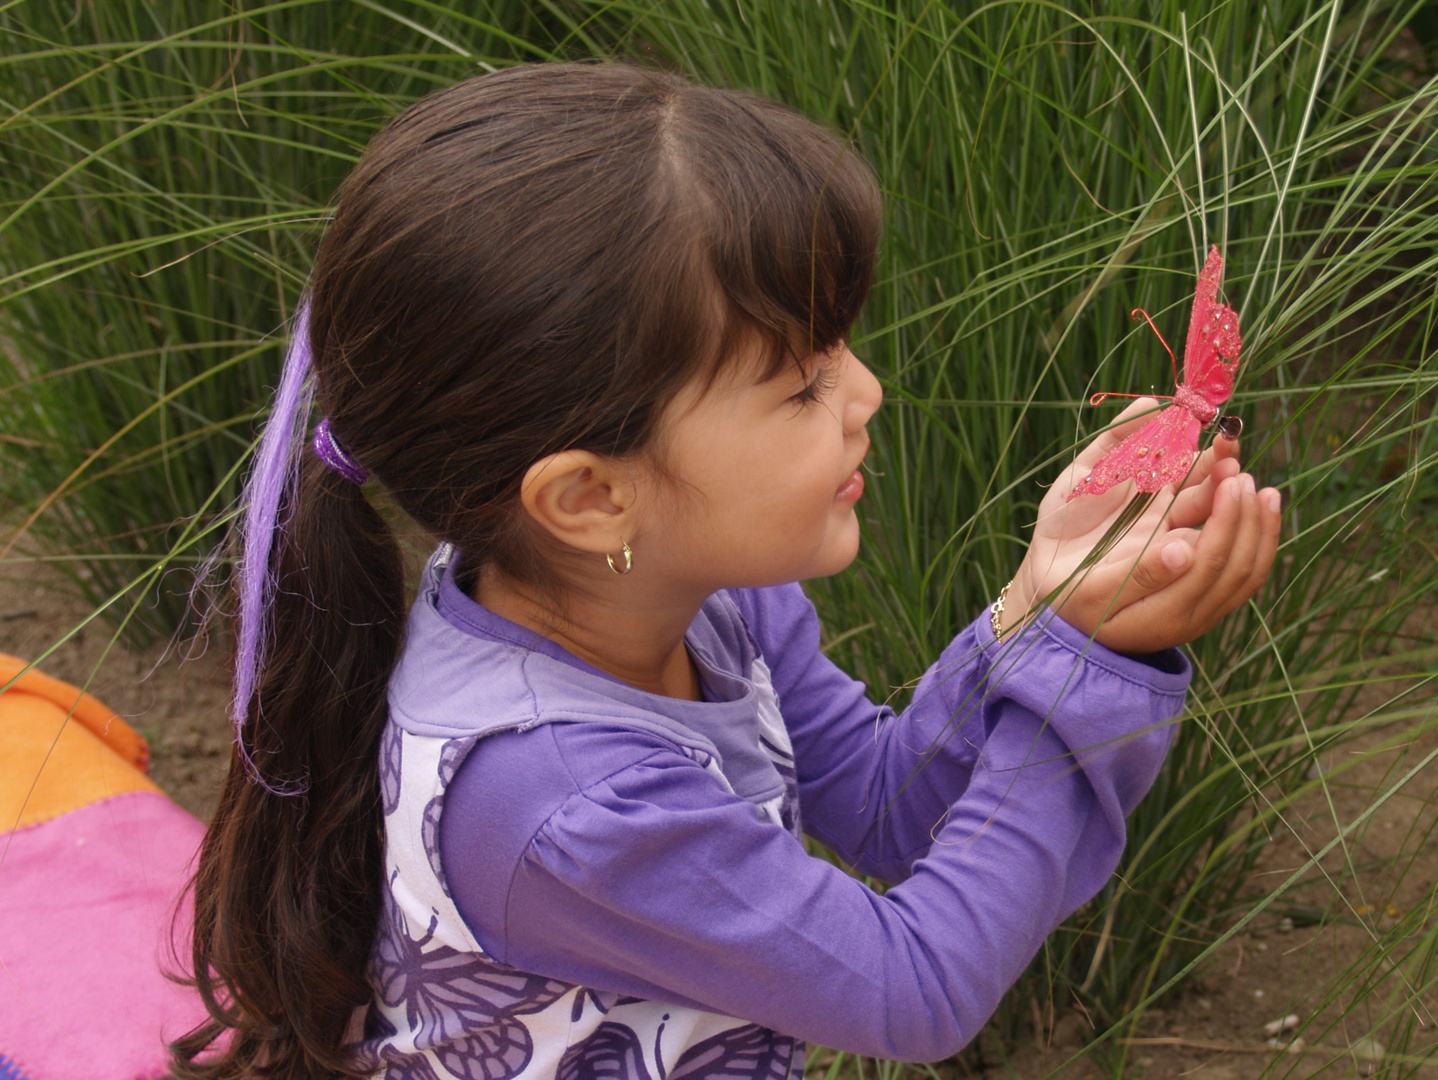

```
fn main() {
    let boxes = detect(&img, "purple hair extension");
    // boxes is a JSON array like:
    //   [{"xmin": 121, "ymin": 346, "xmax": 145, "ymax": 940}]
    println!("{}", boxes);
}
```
[{"xmin": 231, "ymin": 305, "xmax": 314, "ymax": 793}]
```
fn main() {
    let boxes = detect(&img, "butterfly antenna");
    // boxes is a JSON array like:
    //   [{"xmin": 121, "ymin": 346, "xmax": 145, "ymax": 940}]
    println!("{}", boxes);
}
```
[
  {"xmin": 1088, "ymin": 391, "xmax": 1171, "ymax": 407},
  {"xmin": 1131, "ymin": 308, "xmax": 1178, "ymax": 386}
]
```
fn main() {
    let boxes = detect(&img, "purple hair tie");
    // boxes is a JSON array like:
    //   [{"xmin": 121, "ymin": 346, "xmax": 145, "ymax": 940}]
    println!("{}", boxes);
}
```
[{"xmin": 313, "ymin": 417, "xmax": 370, "ymax": 485}]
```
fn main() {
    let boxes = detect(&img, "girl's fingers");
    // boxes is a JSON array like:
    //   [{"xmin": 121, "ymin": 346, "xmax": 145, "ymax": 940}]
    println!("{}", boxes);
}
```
[
  {"xmin": 1194, "ymin": 476, "xmax": 1263, "ymax": 625},
  {"xmin": 1203, "ymin": 433, "xmax": 1240, "ymax": 474},
  {"xmin": 1082, "ymin": 479, "xmax": 1281, "ymax": 651},
  {"xmin": 1099, "ymin": 531, "xmax": 1193, "ymax": 606},
  {"xmin": 1076, "ymin": 528, "xmax": 1195, "ymax": 638},
  {"xmin": 1166, "ymin": 456, "xmax": 1241, "ymax": 529},
  {"xmin": 1217, "ymin": 486, "xmax": 1282, "ymax": 618},
  {"xmin": 1037, "ymin": 475, "xmax": 1130, "ymax": 533},
  {"xmin": 1057, "ymin": 524, "xmax": 1197, "ymax": 638},
  {"xmin": 1256, "ymin": 486, "xmax": 1282, "ymax": 575},
  {"xmin": 1159, "ymin": 473, "xmax": 1247, "ymax": 616}
]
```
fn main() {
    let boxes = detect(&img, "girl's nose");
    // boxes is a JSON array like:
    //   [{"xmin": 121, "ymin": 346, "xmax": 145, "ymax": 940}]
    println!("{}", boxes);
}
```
[{"xmin": 842, "ymin": 350, "xmax": 883, "ymax": 434}]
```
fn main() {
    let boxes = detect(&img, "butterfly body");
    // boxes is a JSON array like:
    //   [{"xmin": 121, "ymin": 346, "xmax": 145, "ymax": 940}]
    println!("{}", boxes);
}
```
[{"xmin": 1069, "ymin": 245, "xmax": 1241, "ymax": 500}]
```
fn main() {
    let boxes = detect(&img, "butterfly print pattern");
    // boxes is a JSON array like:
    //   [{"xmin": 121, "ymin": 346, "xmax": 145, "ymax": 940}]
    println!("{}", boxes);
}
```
[
  {"xmin": 758, "ymin": 736, "xmax": 800, "ymax": 837},
  {"xmin": 357, "ymin": 689, "xmax": 803, "ymax": 1080},
  {"xmin": 358, "ymin": 879, "xmax": 572, "ymax": 1080},
  {"xmin": 748, "ymin": 657, "xmax": 802, "ymax": 840},
  {"xmin": 381, "ymin": 722, "xmax": 404, "ymax": 817},
  {"xmin": 556, "ymin": 1022, "xmax": 651, "ymax": 1080},
  {"xmin": 667, "ymin": 1024, "xmax": 799, "ymax": 1080},
  {"xmin": 555, "ymin": 1021, "xmax": 798, "ymax": 1080},
  {"xmin": 1070, "ymin": 245, "xmax": 1243, "ymax": 499},
  {"xmin": 421, "ymin": 739, "xmax": 472, "ymax": 897}
]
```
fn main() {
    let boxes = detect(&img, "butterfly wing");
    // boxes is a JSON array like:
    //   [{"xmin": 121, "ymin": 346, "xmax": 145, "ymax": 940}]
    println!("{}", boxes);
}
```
[
  {"xmin": 1182, "ymin": 245, "xmax": 1242, "ymax": 408},
  {"xmin": 556, "ymin": 1022, "xmax": 654, "ymax": 1080},
  {"xmin": 369, "ymin": 888, "xmax": 572, "ymax": 1080},
  {"xmin": 667, "ymin": 1024, "xmax": 798, "ymax": 1080},
  {"xmin": 380, "ymin": 722, "xmax": 403, "ymax": 816},
  {"xmin": 1067, "ymin": 405, "xmax": 1201, "ymax": 500}
]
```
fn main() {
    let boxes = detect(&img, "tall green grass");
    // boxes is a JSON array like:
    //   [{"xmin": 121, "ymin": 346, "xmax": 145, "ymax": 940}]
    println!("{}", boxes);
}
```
[{"xmin": 3, "ymin": 1, "xmax": 1437, "ymax": 1075}]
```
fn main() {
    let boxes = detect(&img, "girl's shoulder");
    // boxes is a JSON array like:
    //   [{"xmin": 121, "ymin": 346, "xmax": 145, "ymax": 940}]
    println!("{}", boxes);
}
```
[
  {"xmin": 385, "ymin": 552, "xmax": 821, "ymax": 786},
  {"xmin": 389, "ymin": 548, "xmax": 818, "ymax": 744}
]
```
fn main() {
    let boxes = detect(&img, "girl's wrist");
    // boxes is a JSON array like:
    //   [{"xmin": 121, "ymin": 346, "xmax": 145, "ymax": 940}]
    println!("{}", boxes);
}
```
[{"xmin": 992, "ymin": 571, "xmax": 1037, "ymax": 641}]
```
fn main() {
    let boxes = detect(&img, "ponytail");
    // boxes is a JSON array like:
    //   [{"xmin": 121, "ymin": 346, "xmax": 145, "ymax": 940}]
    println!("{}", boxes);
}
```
[{"xmin": 174, "ymin": 319, "xmax": 406, "ymax": 1076}]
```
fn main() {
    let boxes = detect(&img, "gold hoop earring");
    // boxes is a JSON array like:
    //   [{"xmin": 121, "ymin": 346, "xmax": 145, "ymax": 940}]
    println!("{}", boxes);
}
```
[{"xmin": 606, "ymin": 540, "xmax": 634, "ymax": 576}]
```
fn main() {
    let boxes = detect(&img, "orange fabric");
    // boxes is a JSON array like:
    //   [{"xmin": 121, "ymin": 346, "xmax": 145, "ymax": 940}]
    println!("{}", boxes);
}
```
[
  {"xmin": 0, "ymin": 653, "xmax": 150, "ymax": 771},
  {"xmin": 0, "ymin": 654, "xmax": 159, "ymax": 831}
]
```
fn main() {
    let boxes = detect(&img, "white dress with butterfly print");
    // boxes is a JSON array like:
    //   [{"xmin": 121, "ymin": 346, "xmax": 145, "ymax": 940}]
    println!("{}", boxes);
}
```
[{"xmin": 354, "ymin": 546, "xmax": 804, "ymax": 1080}]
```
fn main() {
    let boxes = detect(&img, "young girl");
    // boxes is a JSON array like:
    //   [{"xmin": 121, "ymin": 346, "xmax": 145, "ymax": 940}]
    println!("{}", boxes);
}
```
[{"xmin": 177, "ymin": 62, "xmax": 1281, "ymax": 1080}]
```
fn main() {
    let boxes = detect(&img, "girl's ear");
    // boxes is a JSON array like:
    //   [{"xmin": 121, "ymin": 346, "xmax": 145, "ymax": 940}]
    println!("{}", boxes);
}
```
[{"xmin": 519, "ymin": 449, "xmax": 638, "ymax": 554}]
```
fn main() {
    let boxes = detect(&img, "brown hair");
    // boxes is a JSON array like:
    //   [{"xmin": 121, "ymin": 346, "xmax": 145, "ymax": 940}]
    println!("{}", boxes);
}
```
[{"xmin": 175, "ymin": 61, "xmax": 880, "ymax": 1077}]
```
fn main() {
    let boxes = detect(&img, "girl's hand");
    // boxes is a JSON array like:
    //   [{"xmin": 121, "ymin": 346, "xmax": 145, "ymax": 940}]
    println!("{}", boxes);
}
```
[{"xmin": 1003, "ymin": 398, "xmax": 1281, "ymax": 655}]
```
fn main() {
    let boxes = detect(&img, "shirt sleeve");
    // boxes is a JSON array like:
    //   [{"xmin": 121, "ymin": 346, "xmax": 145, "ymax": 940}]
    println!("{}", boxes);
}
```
[
  {"xmin": 731, "ymin": 584, "xmax": 1189, "ymax": 881},
  {"xmin": 440, "ymin": 609, "xmax": 1188, "ymax": 1062}
]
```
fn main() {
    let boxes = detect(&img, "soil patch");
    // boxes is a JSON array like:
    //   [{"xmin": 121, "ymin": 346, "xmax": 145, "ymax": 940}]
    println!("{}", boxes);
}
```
[{"xmin": 0, "ymin": 560, "xmax": 231, "ymax": 821}]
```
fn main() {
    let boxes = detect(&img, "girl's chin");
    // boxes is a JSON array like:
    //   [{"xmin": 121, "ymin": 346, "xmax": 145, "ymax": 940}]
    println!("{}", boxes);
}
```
[{"xmin": 804, "ymin": 519, "xmax": 862, "ymax": 580}]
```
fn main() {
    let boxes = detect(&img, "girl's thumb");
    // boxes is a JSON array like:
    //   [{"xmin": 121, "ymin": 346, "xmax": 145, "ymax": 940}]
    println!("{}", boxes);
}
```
[
  {"xmin": 1160, "ymin": 540, "xmax": 1194, "ymax": 573},
  {"xmin": 1119, "ymin": 539, "xmax": 1193, "ymax": 599},
  {"xmin": 1052, "ymin": 536, "xmax": 1199, "ymax": 640},
  {"xmin": 1080, "ymin": 538, "xmax": 1193, "ymax": 622}
]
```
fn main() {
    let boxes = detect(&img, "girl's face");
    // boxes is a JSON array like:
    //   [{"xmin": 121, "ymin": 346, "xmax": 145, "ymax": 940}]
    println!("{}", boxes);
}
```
[{"xmin": 639, "ymin": 341, "xmax": 883, "ymax": 593}]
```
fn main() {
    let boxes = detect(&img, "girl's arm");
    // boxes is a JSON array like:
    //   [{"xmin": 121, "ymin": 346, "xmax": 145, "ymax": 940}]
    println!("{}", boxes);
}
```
[
  {"xmin": 730, "ymin": 582, "xmax": 1186, "ymax": 882},
  {"xmin": 441, "ymin": 622, "xmax": 1174, "ymax": 1061},
  {"xmin": 740, "ymin": 394, "xmax": 1274, "ymax": 880}
]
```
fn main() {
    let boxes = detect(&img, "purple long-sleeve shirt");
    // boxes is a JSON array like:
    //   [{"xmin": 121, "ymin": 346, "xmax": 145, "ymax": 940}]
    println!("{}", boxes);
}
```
[{"xmin": 407, "ymin": 555, "xmax": 1188, "ymax": 1064}]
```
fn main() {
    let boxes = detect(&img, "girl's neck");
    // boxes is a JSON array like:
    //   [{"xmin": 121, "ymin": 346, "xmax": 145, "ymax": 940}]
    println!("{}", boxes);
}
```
[{"xmin": 472, "ymin": 564, "xmax": 704, "ymax": 701}]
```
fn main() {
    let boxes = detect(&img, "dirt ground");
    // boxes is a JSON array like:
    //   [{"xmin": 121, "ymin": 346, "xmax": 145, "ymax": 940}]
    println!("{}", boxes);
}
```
[
  {"xmin": 4, "ymin": 559, "xmax": 1436, "ymax": 1079},
  {"xmin": 0, "ymin": 561, "xmax": 232, "ymax": 820},
  {"xmin": 975, "ymin": 723, "xmax": 1438, "ymax": 1080}
]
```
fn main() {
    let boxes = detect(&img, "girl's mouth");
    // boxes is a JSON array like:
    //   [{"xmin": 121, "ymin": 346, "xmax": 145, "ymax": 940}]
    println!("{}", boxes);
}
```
[{"xmin": 835, "ymin": 470, "xmax": 864, "ymax": 503}]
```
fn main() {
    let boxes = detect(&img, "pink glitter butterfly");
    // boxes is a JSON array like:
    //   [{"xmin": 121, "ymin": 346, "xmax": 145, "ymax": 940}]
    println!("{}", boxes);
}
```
[{"xmin": 1069, "ymin": 245, "xmax": 1242, "ymax": 500}]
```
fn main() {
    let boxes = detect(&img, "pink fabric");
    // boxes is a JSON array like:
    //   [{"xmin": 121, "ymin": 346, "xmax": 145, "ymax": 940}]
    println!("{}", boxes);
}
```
[{"xmin": 0, "ymin": 791, "xmax": 207, "ymax": 1080}]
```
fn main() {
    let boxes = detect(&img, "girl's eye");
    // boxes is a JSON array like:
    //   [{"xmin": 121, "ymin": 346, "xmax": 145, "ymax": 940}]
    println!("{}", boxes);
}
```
[{"xmin": 791, "ymin": 362, "xmax": 840, "ymax": 406}]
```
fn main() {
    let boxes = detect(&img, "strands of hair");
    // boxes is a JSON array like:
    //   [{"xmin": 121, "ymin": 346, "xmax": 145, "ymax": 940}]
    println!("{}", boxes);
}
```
[
  {"xmin": 176, "ymin": 62, "xmax": 881, "ymax": 1078},
  {"xmin": 230, "ymin": 307, "xmax": 313, "ymax": 796}
]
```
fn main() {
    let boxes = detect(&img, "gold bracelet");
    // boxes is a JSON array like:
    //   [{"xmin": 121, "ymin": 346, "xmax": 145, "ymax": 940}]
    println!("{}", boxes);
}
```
[{"xmin": 990, "ymin": 579, "xmax": 1013, "ymax": 642}]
